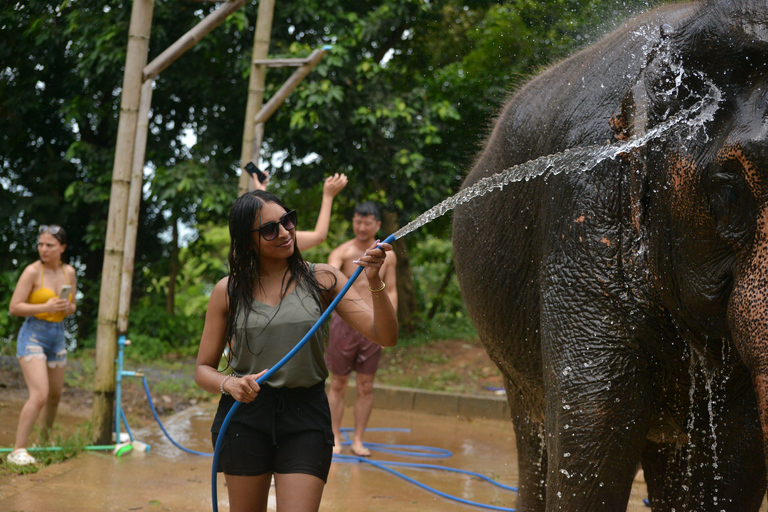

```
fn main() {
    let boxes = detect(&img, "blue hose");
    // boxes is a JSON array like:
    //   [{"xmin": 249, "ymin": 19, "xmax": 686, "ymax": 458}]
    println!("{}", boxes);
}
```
[
  {"xmin": 210, "ymin": 234, "xmax": 397, "ymax": 511},
  {"xmin": 336, "ymin": 427, "xmax": 451, "ymax": 458},
  {"xmin": 119, "ymin": 407, "xmax": 134, "ymax": 442},
  {"xmin": 333, "ymin": 454, "xmax": 517, "ymax": 511},
  {"xmin": 333, "ymin": 427, "xmax": 516, "ymax": 510},
  {"xmin": 142, "ymin": 376, "xmax": 213, "ymax": 457}
]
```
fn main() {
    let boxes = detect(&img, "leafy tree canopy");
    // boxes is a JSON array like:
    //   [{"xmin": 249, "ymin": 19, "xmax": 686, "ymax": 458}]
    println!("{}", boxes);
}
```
[{"xmin": 1, "ymin": 0, "xmax": 656, "ymax": 343}]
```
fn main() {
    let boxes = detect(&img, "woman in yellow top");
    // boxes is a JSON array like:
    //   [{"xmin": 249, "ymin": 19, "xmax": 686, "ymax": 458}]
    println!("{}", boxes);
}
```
[{"xmin": 7, "ymin": 225, "xmax": 77, "ymax": 466}]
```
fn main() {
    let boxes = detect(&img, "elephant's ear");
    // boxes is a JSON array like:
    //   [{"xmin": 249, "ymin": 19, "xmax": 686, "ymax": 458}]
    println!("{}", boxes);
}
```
[
  {"xmin": 611, "ymin": 78, "xmax": 651, "ymax": 234},
  {"xmin": 610, "ymin": 80, "xmax": 650, "ymax": 142},
  {"xmin": 610, "ymin": 23, "xmax": 676, "ymax": 234},
  {"xmin": 611, "ymin": 24, "xmax": 674, "ymax": 142}
]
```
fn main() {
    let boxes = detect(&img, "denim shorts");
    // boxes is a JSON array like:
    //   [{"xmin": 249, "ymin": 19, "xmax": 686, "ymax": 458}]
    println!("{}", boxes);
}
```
[{"xmin": 16, "ymin": 317, "xmax": 67, "ymax": 367}]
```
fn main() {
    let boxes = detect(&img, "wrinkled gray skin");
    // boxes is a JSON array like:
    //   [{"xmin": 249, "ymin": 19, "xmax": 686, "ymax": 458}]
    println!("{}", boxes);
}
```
[{"xmin": 453, "ymin": 1, "xmax": 768, "ymax": 511}]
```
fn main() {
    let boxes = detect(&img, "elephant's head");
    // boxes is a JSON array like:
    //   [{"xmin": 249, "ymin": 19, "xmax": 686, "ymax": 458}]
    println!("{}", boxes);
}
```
[{"xmin": 616, "ymin": 0, "xmax": 768, "ymax": 465}]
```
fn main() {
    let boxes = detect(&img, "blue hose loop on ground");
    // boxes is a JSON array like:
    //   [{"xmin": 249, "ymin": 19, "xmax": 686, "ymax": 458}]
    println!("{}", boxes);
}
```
[
  {"xmin": 362, "ymin": 443, "xmax": 452, "ymax": 458},
  {"xmin": 337, "ymin": 427, "xmax": 451, "ymax": 458},
  {"xmin": 334, "ymin": 427, "xmax": 516, "ymax": 509},
  {"xmin": 333, "ymin": 454, "xmax": 517, "ymax": 511},
  {"xmin": 210, "ymin": 234, "xmax": 398, "ymax": 512},
  {"xmin": 142, "ymin": 376, "xmax": 213, "ymax": 457}
]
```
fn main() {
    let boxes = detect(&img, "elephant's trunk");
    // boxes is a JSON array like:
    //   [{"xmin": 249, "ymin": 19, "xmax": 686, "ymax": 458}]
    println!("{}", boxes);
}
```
[{"xmin": 728, "ymin": 207, "xmax": 768, "ymax": 473}]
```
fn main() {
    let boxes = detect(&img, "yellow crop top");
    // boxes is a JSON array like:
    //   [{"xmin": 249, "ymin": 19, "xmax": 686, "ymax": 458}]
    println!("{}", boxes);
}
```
[{"xmin": 28, "ymin": 265, "xmax": 71, "ymax": 323}]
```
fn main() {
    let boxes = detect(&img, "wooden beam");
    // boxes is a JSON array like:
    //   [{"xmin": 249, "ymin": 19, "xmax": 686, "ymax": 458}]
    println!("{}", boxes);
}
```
[
  {"xmin": 253, "ymin": 47, "xmax": 330, "ymax": 125},
  {"xmin": 252, "ymin": 57, "xmax": 311, "ymax": 67},
  {"xmin": 238, "ymin": 0, "xmax": 275, "ymax": 196},
  {"xmin": 143, "ymin": 0, "xmax": 247, "ymax": 81}
]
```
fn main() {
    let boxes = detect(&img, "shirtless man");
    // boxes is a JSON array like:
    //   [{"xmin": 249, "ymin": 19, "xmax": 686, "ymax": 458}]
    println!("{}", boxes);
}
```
[{"xmin": 326, "ymin": 202, "xmax": 397, "ymax": 456}]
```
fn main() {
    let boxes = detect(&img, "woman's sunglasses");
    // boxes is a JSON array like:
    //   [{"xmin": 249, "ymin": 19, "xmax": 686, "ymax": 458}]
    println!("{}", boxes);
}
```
[
  {"xmin": 252, "ymin": 210, "xmax": 297, "ymax": 241},
  {"xmin": 39, "ymin": 225, "xmax": 62, "ymax": 235}
]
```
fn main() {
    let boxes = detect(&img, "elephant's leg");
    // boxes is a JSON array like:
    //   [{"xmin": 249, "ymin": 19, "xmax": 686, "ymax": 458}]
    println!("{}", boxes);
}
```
[
  {"xmin": 542, "ymin": 330, "xmax": 652, "ymax": 511},
  {"xmin": 642, "ymin": 385, "xmax": 765, "ymax": 512},
  {"xmin": 505, "ymin": 375, "xmax": 547, "ymax": 512}
]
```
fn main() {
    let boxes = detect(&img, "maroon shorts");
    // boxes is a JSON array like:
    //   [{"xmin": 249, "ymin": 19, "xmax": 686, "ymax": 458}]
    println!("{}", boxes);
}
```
[{"xmin": 325, "ymin": 312, "xmax": 382, "ymax": 376}]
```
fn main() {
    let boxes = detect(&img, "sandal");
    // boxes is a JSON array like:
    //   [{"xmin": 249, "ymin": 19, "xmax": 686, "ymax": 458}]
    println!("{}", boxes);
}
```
[{"xmin": 7, "ymin": 448, "xmax": 37, "ymax": 466}]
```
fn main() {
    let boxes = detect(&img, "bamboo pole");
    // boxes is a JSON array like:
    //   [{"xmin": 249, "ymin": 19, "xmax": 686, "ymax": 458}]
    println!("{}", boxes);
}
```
[
  {"xmin": 252, "ymin": 57, "xmax": 312, "ymax": 67},
  {"xmin": 238, "ymin": 0, "xmax": 276, "ymax": 196},
  {"xmin": 117, "ymin": 78, "xmax": 154, "ymax": 335},
  {"xmin": 92, "ymin": 0, "xmax": 154, "ymax": 446},
  {"xmin": 251, "ymin": 122, "xmax": 265, "ymax": 168},
  {"xmin": 253, "ymin": 47, "xmax": 329, "ymax": 126},
  {"xmin": 143, "ymin": 0, "xmax": 247, "ymax": 82}
]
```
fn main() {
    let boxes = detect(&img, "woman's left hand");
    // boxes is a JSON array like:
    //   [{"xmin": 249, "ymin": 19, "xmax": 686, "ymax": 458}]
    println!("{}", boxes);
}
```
[{"xmin": 354, "ymin": 240, "xmax": 391, "ymax": 282}]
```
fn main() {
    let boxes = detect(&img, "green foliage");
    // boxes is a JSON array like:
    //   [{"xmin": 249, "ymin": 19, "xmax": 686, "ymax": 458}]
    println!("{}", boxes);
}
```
[
  {"xmin": 0, "ymin": 269, "xmax": 24, "ymax": 344},
  {"xmin": 400, "ymin": 235, "xmax": 477, "ymax": 346},
  {"xmin": 126, "ymin": 304, "xmax": 202, "ymax": 360},
  {"xmin": 64, "ymin": 356, "xmax": 95, "ymax": 391}
]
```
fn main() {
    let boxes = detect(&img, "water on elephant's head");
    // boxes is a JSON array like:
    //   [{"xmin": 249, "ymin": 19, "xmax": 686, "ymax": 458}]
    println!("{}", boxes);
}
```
[{"xmin": 392, "ymin": 79, "xmax": 722, "ymax": 242}]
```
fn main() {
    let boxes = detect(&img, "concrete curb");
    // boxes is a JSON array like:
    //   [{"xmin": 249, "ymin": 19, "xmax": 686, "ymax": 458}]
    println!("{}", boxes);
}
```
[{"xmin": 327, "ymin": 382, "xmax": 510, "ymax": 421}]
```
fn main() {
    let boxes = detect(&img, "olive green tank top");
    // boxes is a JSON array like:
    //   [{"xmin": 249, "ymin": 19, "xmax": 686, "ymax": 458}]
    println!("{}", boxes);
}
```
[{"xmin": 229, "ymin": 282, "xmax": 328, "ymax": 388}]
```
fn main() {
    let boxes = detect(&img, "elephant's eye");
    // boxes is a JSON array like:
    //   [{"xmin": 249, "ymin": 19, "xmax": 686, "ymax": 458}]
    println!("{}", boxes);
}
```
[{"xmin": 706, "ymin": 165, "xmax": 756, "ymax": 247}]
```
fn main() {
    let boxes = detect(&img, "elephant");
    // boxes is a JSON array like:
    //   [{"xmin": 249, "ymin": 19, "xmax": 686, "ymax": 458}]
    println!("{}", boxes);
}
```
[{"xmin": 452, "ymin": 1, "xmax": 768, "ymax": 511}]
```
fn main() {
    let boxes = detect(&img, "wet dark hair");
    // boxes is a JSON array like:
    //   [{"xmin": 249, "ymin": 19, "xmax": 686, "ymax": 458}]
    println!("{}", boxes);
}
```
[
  {"xmin": 353, "ymin": 201, "xmax": 381, "ymax": 221},
  {"xmin": 224, "ymin": 190, "xmax": 333, "ymax": 352}
]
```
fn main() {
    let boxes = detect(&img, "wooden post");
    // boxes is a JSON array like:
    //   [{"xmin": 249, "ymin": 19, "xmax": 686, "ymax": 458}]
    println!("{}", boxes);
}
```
[
  {"xmin": 252, "ymin": 47, "xmax": 329, "ymax": 126},
  {"xmin": 118, "ymin": 78, "xmax": 154, "ymax": 334},
  {"xmin": 142, "ymin": 0, "xmax": 247, "ymax": 82},
  {"xmin": 238, "ymin": 0, "xmax": 276, "ymax": 196},
  {"xmin": 91, "ymin": 0, "xmax": 154, "ymax": 445}
]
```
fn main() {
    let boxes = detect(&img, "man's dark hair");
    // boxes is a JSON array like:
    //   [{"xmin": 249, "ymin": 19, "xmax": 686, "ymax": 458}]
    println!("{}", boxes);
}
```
[{"xmin": 353, "ymin": 201, "xmax": 381, "ymax": 221}]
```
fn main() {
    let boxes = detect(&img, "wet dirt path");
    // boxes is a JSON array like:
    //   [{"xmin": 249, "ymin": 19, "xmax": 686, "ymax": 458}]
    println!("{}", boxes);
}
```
[{"xmin": 1, "ymin": 399, "xmax": 763, "ymax": 511}]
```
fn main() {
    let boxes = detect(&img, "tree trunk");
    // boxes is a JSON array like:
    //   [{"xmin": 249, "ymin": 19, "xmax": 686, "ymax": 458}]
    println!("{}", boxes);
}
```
[
  {"xmin": 383, "ymin": 211, "xmax": 416, "ymax": 333},
  {"xmin": 427, "ymin": 258, "xmax": 455, "ymax": 320},
  {"xmin": 166, "ymin": 218, "xmax": 179, "ymax": 315}
]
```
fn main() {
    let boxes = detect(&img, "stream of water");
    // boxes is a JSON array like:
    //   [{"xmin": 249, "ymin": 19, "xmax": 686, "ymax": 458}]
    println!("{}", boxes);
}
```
[{"xmin": 393, "ymin": 79, "xmax": 721, "ymax": 241}]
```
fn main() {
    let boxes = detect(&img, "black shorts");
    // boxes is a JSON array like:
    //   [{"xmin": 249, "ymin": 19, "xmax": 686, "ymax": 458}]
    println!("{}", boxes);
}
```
[{"xmin": 211, "ymin": 382, "xmax": 334, "ymax": 481}]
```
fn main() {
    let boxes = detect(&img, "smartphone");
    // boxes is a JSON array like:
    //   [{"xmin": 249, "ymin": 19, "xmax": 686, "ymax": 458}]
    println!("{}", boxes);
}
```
[
  {"xmin": 59, "ymin": 285, "xmax": 72, "ymax": 300},
  {"xmin": 244, "ymin": 162, "xmax": 268, "ymax": 184}
]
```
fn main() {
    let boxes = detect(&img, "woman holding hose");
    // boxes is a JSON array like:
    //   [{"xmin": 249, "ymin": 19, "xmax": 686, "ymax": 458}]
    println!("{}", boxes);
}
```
[{"xmin": 195, "ymin": 190, "xmax": 397, "ymax": 512}]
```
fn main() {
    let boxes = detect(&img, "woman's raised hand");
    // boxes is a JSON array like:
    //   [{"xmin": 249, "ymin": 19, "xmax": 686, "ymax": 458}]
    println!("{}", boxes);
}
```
[{"xmin": 323, "ymin": 173, "xmax": 348, "ymax": 198}]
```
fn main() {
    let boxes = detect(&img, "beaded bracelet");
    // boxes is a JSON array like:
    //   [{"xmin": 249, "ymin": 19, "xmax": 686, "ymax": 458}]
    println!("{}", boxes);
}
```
[
  {"xmin": 220, "ymin": 375, "xmax": 232, "ymax": 395},
  {"xmin": 368, "ymin": 282, "xmax": 386, "ymax": 293}
]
